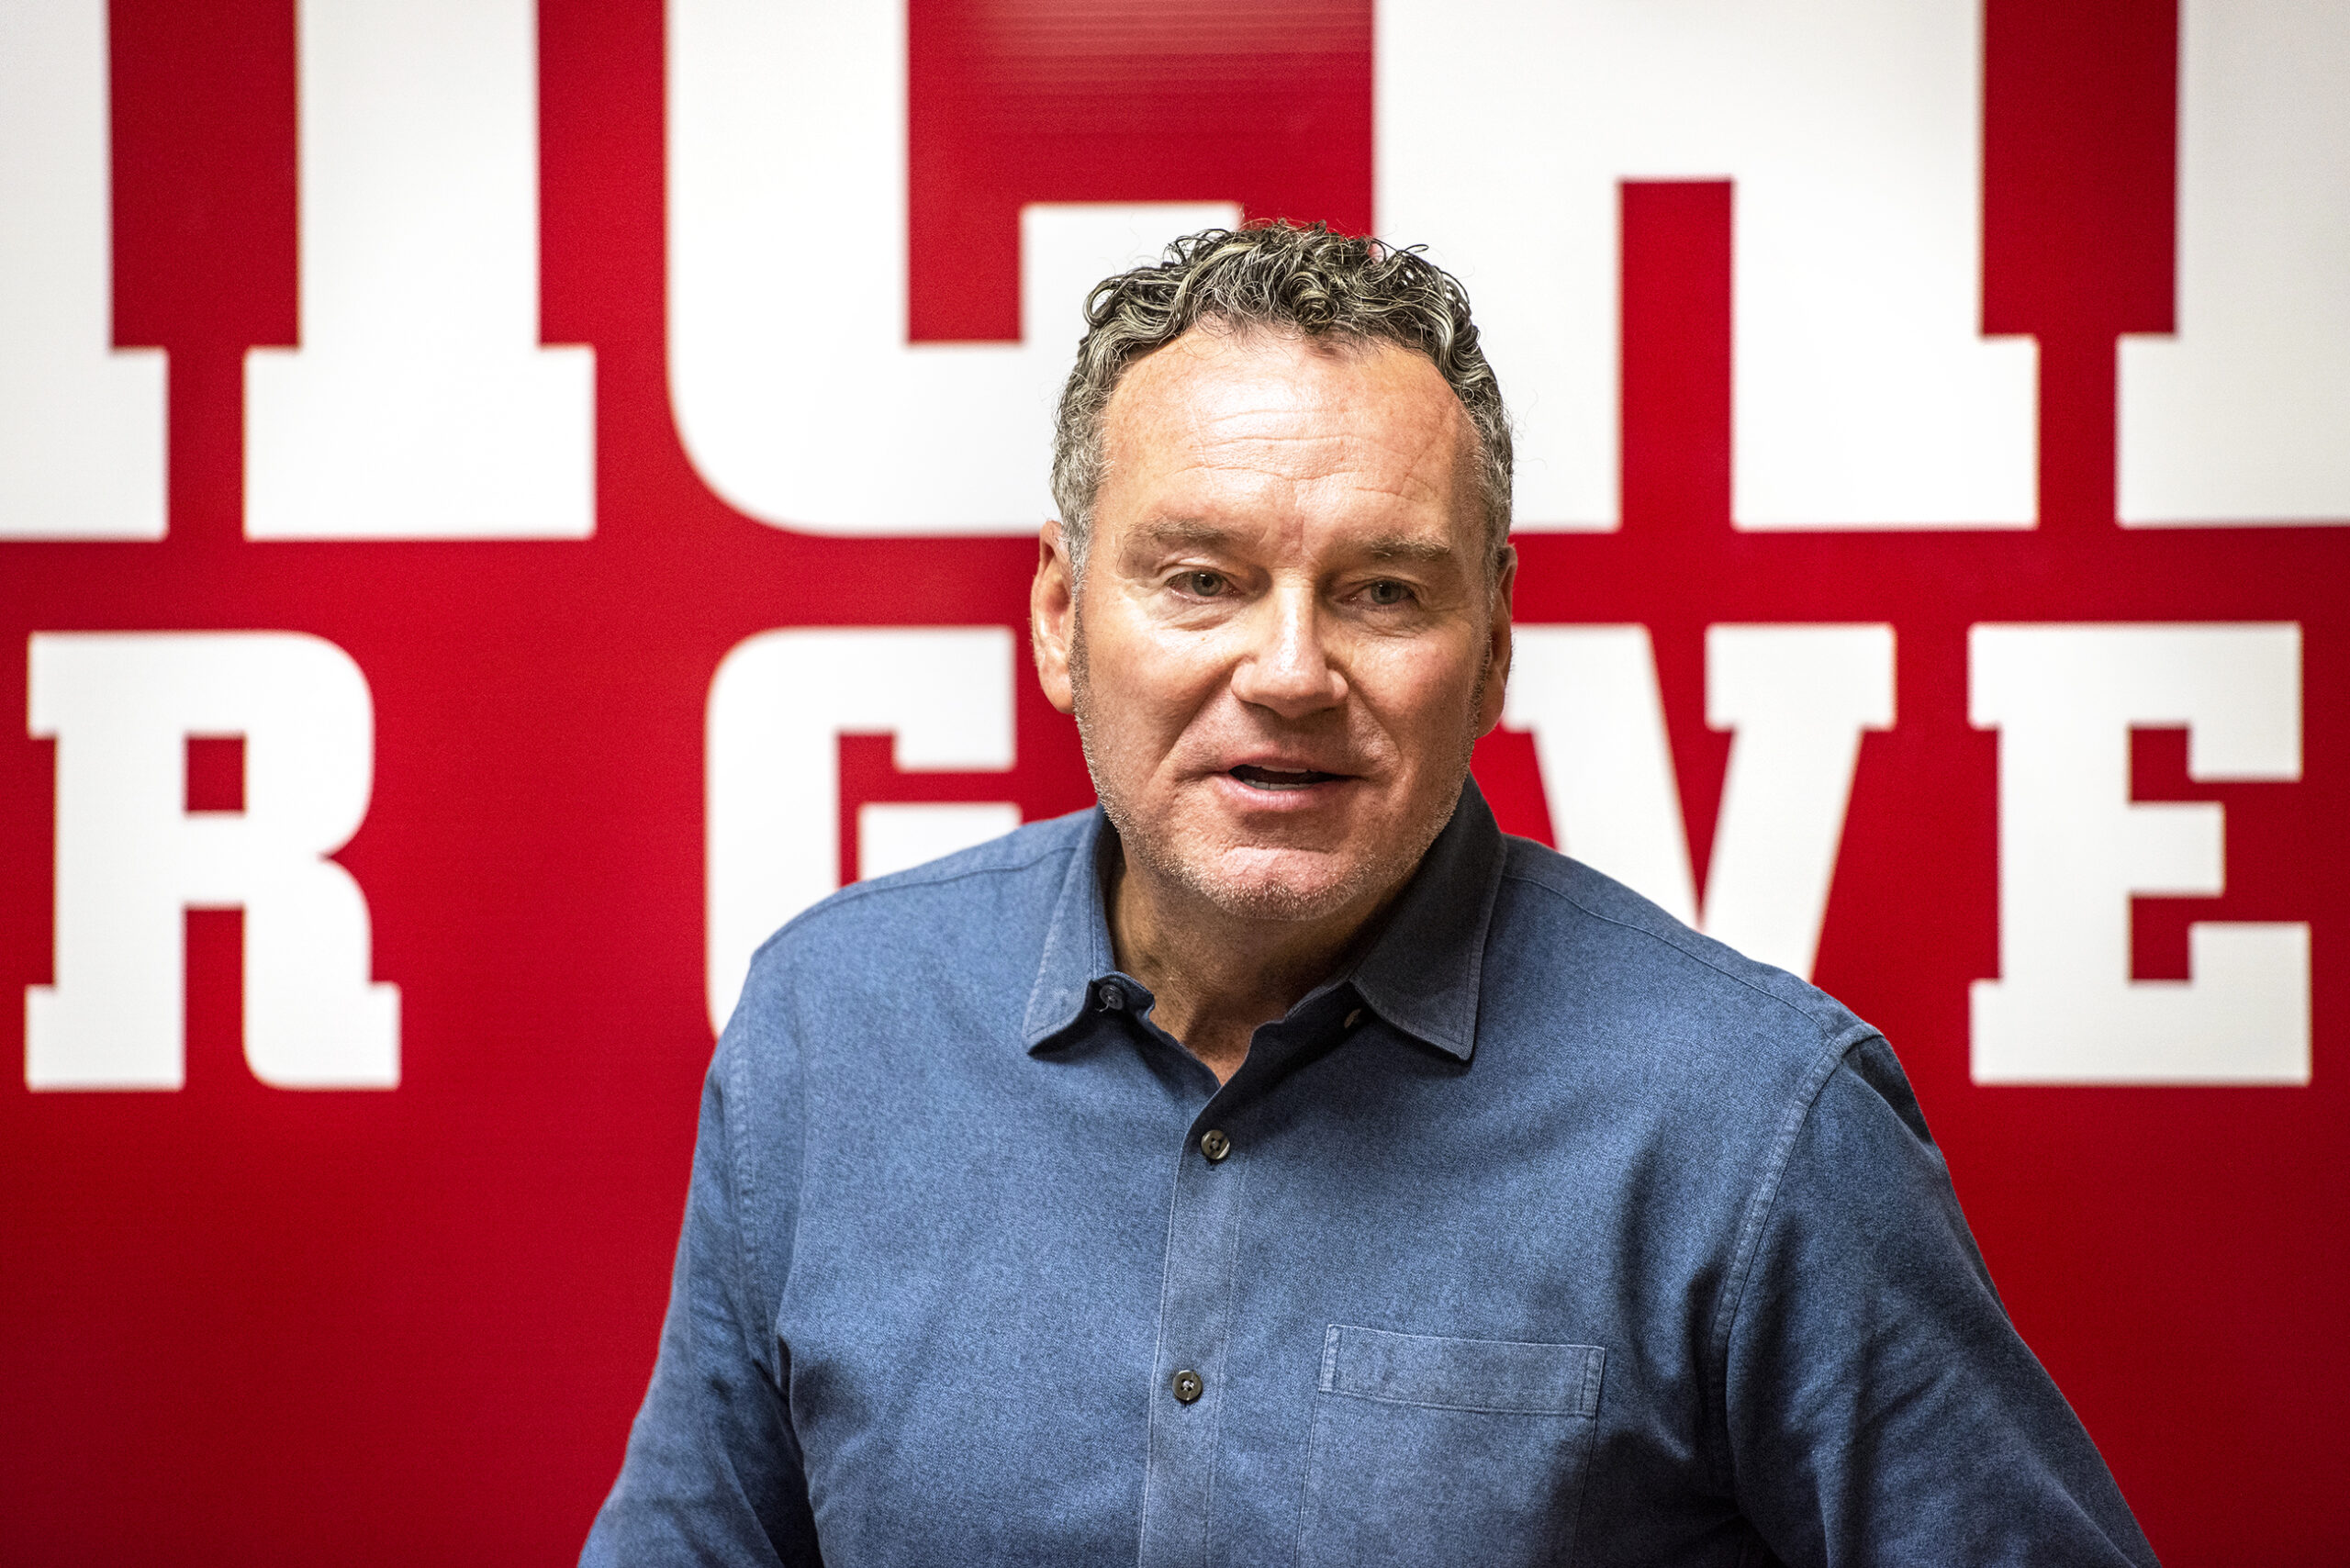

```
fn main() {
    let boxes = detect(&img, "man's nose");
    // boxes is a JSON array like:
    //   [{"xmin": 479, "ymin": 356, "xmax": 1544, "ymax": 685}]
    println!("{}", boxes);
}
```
[{"xmin": 1228, "ymin": 585, "xmax": 1347, "ymax": 719}]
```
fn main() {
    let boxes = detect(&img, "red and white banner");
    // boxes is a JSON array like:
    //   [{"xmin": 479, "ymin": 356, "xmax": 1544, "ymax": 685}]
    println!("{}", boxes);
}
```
[{"xmin": 3, "ymin": 1, "xmax": 2344, "ymax": 1561}]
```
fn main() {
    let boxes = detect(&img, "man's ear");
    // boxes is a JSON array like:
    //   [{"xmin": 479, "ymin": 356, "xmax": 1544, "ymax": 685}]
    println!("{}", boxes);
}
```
[
  {"xmin": 1474, "ymin": 544, "xmax": 1517, "ymax": 738},
  {"xmin": 1032, "ymin": 520, "xmax": 1079, "ymax": 716}
]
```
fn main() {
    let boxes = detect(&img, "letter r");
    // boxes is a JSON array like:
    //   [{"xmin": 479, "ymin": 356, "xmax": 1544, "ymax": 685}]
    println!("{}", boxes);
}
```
[{"xmin": 26, "ymin": 633, "xmax": 399, "ymax": 1090}]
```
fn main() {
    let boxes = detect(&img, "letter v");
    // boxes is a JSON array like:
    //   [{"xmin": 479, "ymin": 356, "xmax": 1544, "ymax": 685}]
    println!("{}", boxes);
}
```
[{"xmin": 1503, "ymin": 624, "xmax": 1894, "ymax": 980}]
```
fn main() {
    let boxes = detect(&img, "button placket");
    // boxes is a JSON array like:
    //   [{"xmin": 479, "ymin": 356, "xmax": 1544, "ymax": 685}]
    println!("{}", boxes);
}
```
[{"xmin": 1136, "ymin": 1114, "xmax": 1250, "ymax": 1568}]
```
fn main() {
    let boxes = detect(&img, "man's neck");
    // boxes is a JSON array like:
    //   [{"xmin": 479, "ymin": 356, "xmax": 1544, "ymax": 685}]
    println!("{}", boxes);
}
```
[{"xmin": 1106, "ymin": 848, "xmax": 1399, "ymax": 1086}]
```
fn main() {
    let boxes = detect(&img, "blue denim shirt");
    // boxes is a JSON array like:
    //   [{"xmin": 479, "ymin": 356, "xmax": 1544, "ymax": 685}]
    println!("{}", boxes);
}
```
[{"xmin": 587, "ymin": 785, "xmax": 2155, "ymax": 1566}]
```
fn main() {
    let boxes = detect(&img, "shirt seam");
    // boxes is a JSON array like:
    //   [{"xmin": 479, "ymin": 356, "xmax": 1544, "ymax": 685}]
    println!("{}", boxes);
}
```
[
  {"xmin": 717, "ymin": 1036, "xmax": 773, "ymax": 1383},
  {"xmin": 1135, "ymin": 1139, "xmax": 1191, "ymax": 1565},
  {"xmin": 1326, "ymin": 1325, "xmax": 1603, "ymax": 1355},
  {"xmin": 789, "ymin": 989, "xmax": 812, "ymax": 1364},
  {"xmin": 1702, "ymin": 1024, "xmax": 1883, "ymax": 1495},
  {"xmin": 1198, "ymin": 1150, "xmax": 1251, "ymax": 1568},
  {"xmin": 746, "ymin": 836, "xmax": 1079, "ymax": 971},
  {"xmin": 1317, "ymin": 1389, "xmax": 1598, "ymax": 1418},
  {"xmin": 1496, "ymin": 865, "xmax": 1843, "ymax": 1034}
]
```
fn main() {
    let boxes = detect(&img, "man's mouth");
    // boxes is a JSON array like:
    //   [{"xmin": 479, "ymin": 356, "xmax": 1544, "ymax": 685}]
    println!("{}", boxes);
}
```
[{"xmin": 1228, "ymin": 764, "xmax": 1345, "ymax": 791}]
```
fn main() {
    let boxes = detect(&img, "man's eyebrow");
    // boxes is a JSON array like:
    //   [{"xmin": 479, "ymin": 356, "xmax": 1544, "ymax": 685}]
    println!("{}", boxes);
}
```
[
  {"xmin": 1357, "ymin": 535, "xmax": 1456, "ymax": 565},
  {"xmin": 1141, "ymin": 520, "xmax": 1243, "ymax": 549},
  {"xmin": 1136, "ymin": 521, "xmax": 1457, "ymax": 565}
]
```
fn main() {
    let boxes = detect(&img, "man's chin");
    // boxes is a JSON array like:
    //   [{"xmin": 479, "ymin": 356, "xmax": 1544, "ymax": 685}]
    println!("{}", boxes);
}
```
[{"xmin": 1173, "ymin": 846, "xmax": 1388, "ymax": 925}]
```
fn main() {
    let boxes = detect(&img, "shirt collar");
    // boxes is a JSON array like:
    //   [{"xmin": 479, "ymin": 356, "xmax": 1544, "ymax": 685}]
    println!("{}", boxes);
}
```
[
  {"xmin": 1021, "ymin": 781, "xmax": 1507, "ymax": 1063},
  {"xmin": 1020, "ymin": 813, "xmax": 1122, "ymax": 1048},
  {"xmin": 1342, "ymin": 779, "xmax": 1506, "ymax": 1061}
]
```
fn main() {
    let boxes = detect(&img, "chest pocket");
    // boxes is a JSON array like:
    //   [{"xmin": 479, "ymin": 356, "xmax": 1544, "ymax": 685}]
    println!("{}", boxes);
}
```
[{"xmin": 1297, "ymin": 1325, "xmax": 1606, "ymax": 1568}]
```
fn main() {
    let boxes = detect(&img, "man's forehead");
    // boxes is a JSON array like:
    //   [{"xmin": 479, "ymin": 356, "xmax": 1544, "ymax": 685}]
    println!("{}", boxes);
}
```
[
  {"xmin": 1097, "ymin": 327, "xmax": 1479, "ymax": 521},
  {"xmin": 1106, "ymin": 325, "xmax": 1456, "ymax": 431}
]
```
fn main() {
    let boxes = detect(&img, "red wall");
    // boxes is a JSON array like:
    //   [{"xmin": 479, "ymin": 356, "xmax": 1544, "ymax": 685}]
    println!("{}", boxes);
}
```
[{"xmin": 2, "ymin": 2, "xmax": 2344, "ymax": 1562}]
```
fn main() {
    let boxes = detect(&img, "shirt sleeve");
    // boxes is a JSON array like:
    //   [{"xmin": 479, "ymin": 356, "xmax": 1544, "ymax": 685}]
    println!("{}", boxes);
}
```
[
  {"xmin": 1722, "ymin": 1035, "xmax": 2161, "ymax": 1567},
  {"xmin": 581, "ymin": 1015, "xmax": 821, "ymax": 1567}
]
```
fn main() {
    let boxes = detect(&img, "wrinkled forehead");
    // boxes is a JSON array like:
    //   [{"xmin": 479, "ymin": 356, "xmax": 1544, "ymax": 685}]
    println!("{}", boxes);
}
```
[{"xmin": 1095, "ymin": 325, "xmax": 1483, "ymax": 546}]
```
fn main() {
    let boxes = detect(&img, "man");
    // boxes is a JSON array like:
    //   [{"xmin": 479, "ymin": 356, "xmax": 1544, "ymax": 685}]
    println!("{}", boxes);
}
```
[{"xmin": 587, "ymin": 224, "xmax": 2156, "ymax": 1564}]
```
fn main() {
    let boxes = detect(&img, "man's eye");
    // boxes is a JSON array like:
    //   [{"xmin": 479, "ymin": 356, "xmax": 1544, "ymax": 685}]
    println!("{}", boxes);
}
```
[
  {"xmin": 1363, "ymin": 579, "xmax": 1415, "ymax": 608},
  {"xmin": 1178, "ymin": 570, "xmax": 1229, "ymax": 597}
]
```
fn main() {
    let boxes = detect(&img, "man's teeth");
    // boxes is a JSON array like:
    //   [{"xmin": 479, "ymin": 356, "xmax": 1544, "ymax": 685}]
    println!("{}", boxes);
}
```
[{"xmin": 1231, "ymin": 765, "xmax": 1337, "ymax": 790}]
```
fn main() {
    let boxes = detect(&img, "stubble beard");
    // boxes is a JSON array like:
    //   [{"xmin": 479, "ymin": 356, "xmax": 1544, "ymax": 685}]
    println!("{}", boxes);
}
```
[{"xmin": 1069, "ymin": 606, "xmax": 1486, "ymax": 926}]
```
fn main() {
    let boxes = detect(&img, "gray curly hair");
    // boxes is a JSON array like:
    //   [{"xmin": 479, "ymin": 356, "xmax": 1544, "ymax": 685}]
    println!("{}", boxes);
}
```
[{"xmin": 1049, "ymin": 222, "xmax": 1513, "ymax": 577}]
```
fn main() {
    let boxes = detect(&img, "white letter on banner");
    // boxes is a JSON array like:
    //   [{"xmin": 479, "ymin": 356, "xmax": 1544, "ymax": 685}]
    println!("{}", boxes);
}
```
[
  {"xmin": 1506, "ymin": 628, "xmax": 1699, "ymax": 923},
  {"xmin": 857, "ymin": 803, "xmax": 1023, "ymax": 883},
  {"xmin": 2119, "ymin": 2, "xmax": 2350, "ymax": 524},
  {"xmin": 1504, "ymin": 624, "xmax": 1894, "ymax": 979},
  {"xmin": 1378, "ymin": 0, "xmax": 2035, "ymax": 530},
  {"xmin": 0, "ymin": 1, "xmax": 166, "ymax": 540},
  {"xmin": 26, "ymin": 633, "xmax": 399, "ymax": 1091},
  {"xmin": 1701, "ymin": 625, "xmax": 1896, "ymax": 978},
  {"xmin": 245, "ymin": 0, "xmax": 593, "ymax": 539},
  {"xmin": 1970, "ymin": 625, "xmax": 2307, "ymax": 1083},
  {"xmin": 706, "ymin": 628, "xmax": 1017, "ymax": 1032},
  {"xmin": 669, "ymin": 0, "xmax": 1236, "ymax": 532}
]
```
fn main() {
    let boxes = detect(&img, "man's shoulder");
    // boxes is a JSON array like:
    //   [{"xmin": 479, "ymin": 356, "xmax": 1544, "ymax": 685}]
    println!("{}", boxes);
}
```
[
  {"xmin": 749, "ymin": 810, "xmax": 1090, "ymax": 978},
  {"xmin": 1487, "ymin": 832, "xmax": 1875, "ymax": 1065}
]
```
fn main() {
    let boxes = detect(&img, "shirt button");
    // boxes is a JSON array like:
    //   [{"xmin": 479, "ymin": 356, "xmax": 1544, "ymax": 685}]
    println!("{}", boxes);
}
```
[
  {"xmin": 1098, "ymin": 983, "xmax": 1125, "ymax": 1012},
  {"xmin": 1344, "ymin": 1008, "xmax": 1363, "ymax": 1028},
  {"xmin": 1170, "ymin": 1368, "xmax": 1203, "ymax": 1404},
  {"xmin": 1199, "ymin": 1128, "xmax": 1232, "ymax": 1163}
]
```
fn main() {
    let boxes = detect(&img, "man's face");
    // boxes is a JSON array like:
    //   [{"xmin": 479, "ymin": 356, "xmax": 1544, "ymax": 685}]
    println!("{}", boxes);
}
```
[{"xmin": 1033, "ymin": 325, "xmax": 1514, "ymax": 924}]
